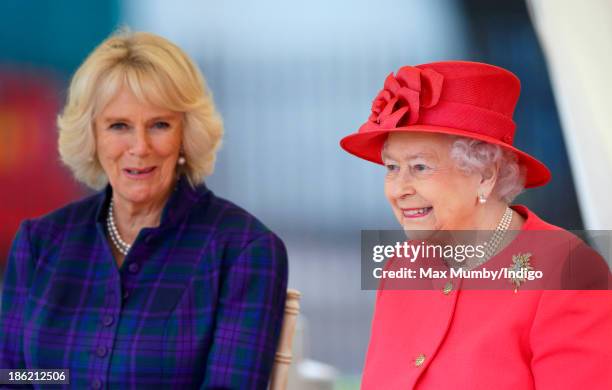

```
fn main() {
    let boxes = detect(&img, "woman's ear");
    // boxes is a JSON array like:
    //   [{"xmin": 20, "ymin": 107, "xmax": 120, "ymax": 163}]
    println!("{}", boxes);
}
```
[{"xmin": 478, "ymin": 162, "xmax": 500, "ymax": 199}]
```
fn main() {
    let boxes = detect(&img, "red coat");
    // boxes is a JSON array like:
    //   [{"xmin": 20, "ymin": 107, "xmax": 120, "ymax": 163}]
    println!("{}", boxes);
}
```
[{"xmin": 362, "ymin": 206, "xmax": 612, "ymax": 389}]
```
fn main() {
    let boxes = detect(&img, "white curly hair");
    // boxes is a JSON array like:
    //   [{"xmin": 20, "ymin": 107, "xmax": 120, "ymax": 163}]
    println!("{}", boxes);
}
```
[{"xmin": 449, "ymin": 136, "xmax": 525, "ymax": 203}]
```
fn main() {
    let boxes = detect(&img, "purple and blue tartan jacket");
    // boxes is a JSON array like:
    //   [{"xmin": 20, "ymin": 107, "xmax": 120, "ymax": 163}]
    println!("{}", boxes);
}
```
[{"xmin": 0, "ymin": 176, "xmax": 288, "ymax": 389}]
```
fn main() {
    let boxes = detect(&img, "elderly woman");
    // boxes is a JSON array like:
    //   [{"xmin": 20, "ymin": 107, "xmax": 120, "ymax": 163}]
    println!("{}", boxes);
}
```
[
  {"xmin": 0, "ymin": 31, "xmax": 287, "ymax": 389},
  {"xmin": 340, "ymin": 61, "xmax": 611, "ymax": 389}
]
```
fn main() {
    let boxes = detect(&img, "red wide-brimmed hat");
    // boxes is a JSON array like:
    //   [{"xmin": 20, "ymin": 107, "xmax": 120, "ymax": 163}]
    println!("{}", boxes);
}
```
[{"xmin": 340, "ymin": 61, "xmax": 551, "ymax": 188}]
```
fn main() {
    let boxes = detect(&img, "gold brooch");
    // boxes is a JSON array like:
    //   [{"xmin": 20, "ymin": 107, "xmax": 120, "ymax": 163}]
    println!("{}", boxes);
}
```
[{"xmin": 507, "ymin": 253, "xmax": 534, "ymax": 293}]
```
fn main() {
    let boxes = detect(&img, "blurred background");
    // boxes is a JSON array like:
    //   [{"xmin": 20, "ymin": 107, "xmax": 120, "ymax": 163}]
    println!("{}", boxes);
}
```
[{"xmin": 2, "ymin": 0, "xmax": 611, "ymax": 388}]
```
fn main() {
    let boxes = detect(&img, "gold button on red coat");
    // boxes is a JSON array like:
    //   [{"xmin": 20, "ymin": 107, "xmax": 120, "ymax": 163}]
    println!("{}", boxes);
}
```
[
  {"xmin": 414, "ymin": 353, "xmax": 426, "ymax": 367},
  {"xmin": 443, "ymin": 281, "xmax": 453, "ymax": 295}
]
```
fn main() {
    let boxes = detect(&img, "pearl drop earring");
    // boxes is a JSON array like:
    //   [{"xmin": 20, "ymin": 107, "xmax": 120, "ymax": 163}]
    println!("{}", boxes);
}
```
[
  {"xmin": 478, "ymin": 194, "xmax": 487, "ymax": 204},
  {"xmin": 178, "ymin": 156, "xmax": 186, "ymax": 165}
]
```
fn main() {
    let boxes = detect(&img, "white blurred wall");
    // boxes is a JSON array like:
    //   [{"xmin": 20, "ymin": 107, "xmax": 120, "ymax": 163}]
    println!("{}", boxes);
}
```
[{"xmin": 529, "ymin": 0, "xmax": 612, "ymax": 229}]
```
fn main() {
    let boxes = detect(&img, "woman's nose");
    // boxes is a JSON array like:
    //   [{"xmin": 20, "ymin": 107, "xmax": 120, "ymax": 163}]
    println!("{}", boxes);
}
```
[
  {"xmin": 394, "ymin": 172, "xmax": 417, "ymax": 198},
  {"xmin": 129, "ymin": 126, "xmax": 151, "ymax": 156}
]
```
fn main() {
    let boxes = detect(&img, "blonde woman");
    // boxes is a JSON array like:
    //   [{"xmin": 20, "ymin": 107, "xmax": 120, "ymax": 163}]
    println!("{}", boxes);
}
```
[{"xmin": 0, "ymin": 31, "xmax": 287, "ymax": 389}]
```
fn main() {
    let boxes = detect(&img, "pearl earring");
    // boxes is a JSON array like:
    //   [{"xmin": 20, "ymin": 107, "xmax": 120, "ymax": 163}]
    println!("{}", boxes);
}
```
[
  {"xmin": 478, "ymin": 194, "xmax": 487, "ymax": 204},
  {"xmin": 178, "ymin": 156, "xmax": 186, "ymax": 165}
]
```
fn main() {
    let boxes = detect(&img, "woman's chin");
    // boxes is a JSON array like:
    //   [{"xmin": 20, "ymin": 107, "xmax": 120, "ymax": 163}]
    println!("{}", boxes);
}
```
[
  {"xmin": 401, "ymin": 216, "xmax": 434, "ymax": 230},
  {"xmin": 402, "ymin": 229, "xmax": 437, "ymax": 241},
  {"xmin": 399, "ymin": 215, "xmax": 439, "ymax": 240},
  {"xmin": 115, "ymin": 187, "xmax": 157, "ymax": 205},
  {"xmin": 401, "ymin": 224, "xmax": 435, "ymax": 240}
]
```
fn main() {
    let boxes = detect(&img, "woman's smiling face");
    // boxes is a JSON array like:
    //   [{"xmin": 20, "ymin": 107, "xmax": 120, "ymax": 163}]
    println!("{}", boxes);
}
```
[
  {"xmin": 94, "ymin": 85, "xmax": 183, "ymax": 207},
  {"xmin": 383, "ymin": 132, "xmax": 484, "ymax": 231}
]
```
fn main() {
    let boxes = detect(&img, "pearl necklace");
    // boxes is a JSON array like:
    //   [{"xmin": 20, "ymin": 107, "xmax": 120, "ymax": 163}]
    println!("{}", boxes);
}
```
[
  {"xmin": 447, "ymin": 206, "xmax": 513, "ymax": 270},
  {"xmin": 481, "ymin": 206, "xmax": 513, "ymax": 260},
  {"xmin": 106, "ymin": 199, "xmax": 131, "ymax": 256}
]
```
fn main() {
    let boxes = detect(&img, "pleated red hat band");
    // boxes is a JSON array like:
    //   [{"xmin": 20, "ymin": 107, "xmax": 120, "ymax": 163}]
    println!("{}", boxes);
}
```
[{"xmin": 340, "ymin": 61, "xmax": 551, "ymax": 188}]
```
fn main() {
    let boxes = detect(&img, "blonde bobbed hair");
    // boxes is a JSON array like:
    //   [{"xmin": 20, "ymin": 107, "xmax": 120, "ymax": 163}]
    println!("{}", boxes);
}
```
[{"xmin": 57, "ymin": 30, "xmax": 223, "ymax": 190}]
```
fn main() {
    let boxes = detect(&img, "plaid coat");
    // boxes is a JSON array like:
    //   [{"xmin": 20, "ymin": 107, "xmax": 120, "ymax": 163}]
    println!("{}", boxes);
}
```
[{"xmin": 0, "ymin": 176, "xmax": 288, "ymax": 389}]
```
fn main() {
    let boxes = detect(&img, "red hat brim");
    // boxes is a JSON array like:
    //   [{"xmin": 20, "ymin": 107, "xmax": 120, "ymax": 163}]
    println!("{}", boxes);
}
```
[{"xmin": 340, "ymin": 125, "xmax": 551, "ymax": 188}]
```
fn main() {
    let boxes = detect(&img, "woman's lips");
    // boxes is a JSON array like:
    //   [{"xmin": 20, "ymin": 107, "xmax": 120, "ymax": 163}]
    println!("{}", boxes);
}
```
[
  {"xmin": 401, "ymin": 207, "xmax": 433, "ymax": 219},
  {"xmin": 123, "ymin": 166, "xmax": 156, "ymax": 179}
]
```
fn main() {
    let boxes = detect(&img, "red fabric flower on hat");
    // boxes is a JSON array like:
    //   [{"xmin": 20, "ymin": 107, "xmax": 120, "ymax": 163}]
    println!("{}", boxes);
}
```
[{"xmin": 369, "ymin": 66, "xmax": 444, "ymax": 128}]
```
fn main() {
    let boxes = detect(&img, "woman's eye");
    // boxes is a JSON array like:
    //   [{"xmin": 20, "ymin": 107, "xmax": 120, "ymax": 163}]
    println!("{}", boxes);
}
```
[
  {"xmin": 385, "ymin": 164, "xmax": 399, "ymax": 173},
  {"xmin": 109, "ymin": 122, "xmax": 128, "ymax": 130},
  {"xmin": 412, "ymin": 163, "xmax": 430, "ymax": 172},
  {"xmin": 152, "ymin": 121, "xmax": 170, "ymax": 129}
]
